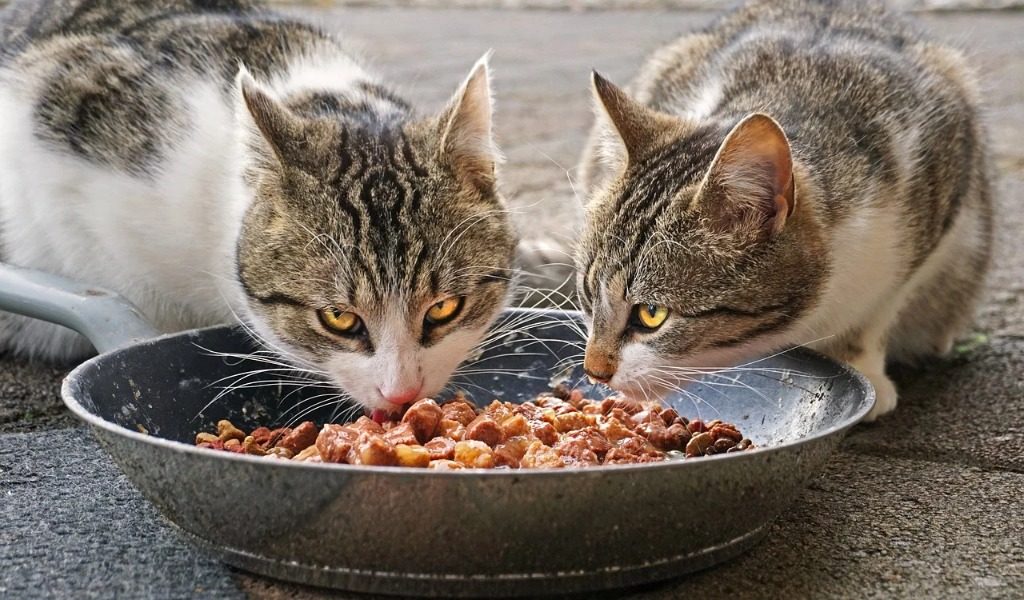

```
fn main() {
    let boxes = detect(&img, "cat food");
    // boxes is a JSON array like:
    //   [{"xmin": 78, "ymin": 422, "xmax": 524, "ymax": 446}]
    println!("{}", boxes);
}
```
[{"xmin": 194, "ymin": 386, "xmax": 755, "ymax": 469}]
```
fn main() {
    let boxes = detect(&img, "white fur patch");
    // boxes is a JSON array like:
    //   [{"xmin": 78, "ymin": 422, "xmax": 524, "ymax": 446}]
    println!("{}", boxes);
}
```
[
  {"xmin": 0, "ymin": 42, "xmax": 375, "ymax": 359},
  {"xmin": 270, "ymin": 50, "xmax": 368, "ymax": 96},
  {"xmin": 0, "ymin": 73, "xmax": 243, "ymax": 343},
  {"xmin": 684, "ymin": 77, "xmax": 722, "ymax": 121}
]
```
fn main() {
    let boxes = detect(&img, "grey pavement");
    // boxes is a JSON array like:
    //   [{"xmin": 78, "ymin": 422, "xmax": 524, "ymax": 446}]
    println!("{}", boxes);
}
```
[{"xmin": 2, "ymin": 6, "xmax": 1023, "ymax": 600}]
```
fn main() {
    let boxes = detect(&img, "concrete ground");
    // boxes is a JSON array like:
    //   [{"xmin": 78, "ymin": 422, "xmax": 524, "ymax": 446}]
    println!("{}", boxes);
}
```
[{"xmin": 2, "ymin": 6, "xmax": 1023, "ymax": 600}]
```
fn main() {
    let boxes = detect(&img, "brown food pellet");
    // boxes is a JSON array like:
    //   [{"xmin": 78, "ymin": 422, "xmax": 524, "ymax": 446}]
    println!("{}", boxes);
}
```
[
  {"xmin": 454, "ymin": 440, "xmax": 495, "ymax": 468},
  {"xmin": 498, "ymin": 413, "xmax": 529, "ymax": 438},
  {"xmin": 198, "ymin": 439, "xmax": 225, "ymax": 451},
  {"xmin": 316, "ymin": 424, "xmax": 357, "ymax": 463},
  {"xmin": 424, "ymin": 436, "xmax": 457, "ymax": 461},
  {"xmin": 265, "ymin": 446, "xmax": 293, "ymax": 459},
  {"xmin": 464, "ymin": 415, "xmax": 503, "ymax": 447},
  {"xmin": 666, "ymin": 423, "xmax": 691, "ymax": 446},
  {"xmin": 242, "ymin": 435, "xmax": 266, "ymax": 456},
  {"xmin": 495, "ymin": 436, "xmax": 532, "ymax": 461},
  {"xmin": 493, "ymin": 446, "xmax": 520, "ymax": 468},
  {"xmin": 659, "ymin": 408, "xmax": 680, "ymax": 427},
  {"xmin": 440, "ymin": 400, "xmax": 477, "ymax": 426},
  {"xmin": 709, "ymin": 423, "xmax": 743, "ymax": 443},
  {"xmin": 383, "ymin": 422, "xmax": 419, "ymax": 447},
  {"xmin": 195, "ymin": 392, "xmax": 754, "ymax": 467},
  {"xmin": 437, "ymin": 418, "xmax": 466, "ymax": 441},
  {"xmin": 354, "ymin": 434, "xmax": 398, "ymax": 466},
  {"xmin": 267, "ymin": 427, "xmax": 291, "ymax": 447},
  {"xmin": 402, "ymin": 399, "xmax": 443, "ymax": 443},
  {"xmin": 216, "ymin": 420, "xmax": 245, "ymax": 442},
  {"xmin": 599, "ymin": 416, "xmax": 632, "ymax": 443},
  {"xmin": 276, "ymin": 421, "xmax": 318, "ymax": 454},
  {"xmin": 528, "ymin": 419, "xmax": 558, "ymax": 446},
  {"xmin": 394, "ymin": 444, "xmax": 431, "ymax": 468},
  {"xmin": 554, "ymin": 410, "xmax": 591, "ymax": 433},
  {"xmin": 249, "ymin": 426, "xmax": 273, "ymax": 447},
  {"xmin": 714, "ymin": 437, "xmax": 738, "ymax": 452},
  {"xmin": 195, "ymin": 432, "xmax": 219, "ymax": 445},
  {"xmin": 352, "ymin": 416, "xmax": 384, "ymax": 435},
  {"xmin": 639, "ymin": 420, "xmax": 688, "ymax": 452},
  {"xmin": 685, "ymin": 432, "xmax": 714, "ymax": 457},
  {"xmin": 520, "ymin": 440, "xmax": 566, "ymax": 468}
]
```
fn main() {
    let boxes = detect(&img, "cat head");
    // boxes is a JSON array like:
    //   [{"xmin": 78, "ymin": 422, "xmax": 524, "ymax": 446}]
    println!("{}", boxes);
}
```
[
  {"xmin": 233, "ymin": 56, "xmax": 516, "ymax": 415},
  {"xmin": 576, "ymin": 73, "xmax": 828, "ymax": 398}
]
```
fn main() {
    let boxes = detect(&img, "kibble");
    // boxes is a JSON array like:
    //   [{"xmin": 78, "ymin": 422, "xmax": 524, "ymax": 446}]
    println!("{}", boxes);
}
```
[
  {"xmin": 194, "ymin": 392, "xmax": 755, "ymax": 468},
  {"xmin": 216, "ymin": 419, "xmax": 245, "ymax": 442},
  {"xmin": 685, "ymin": 432, "xmax": 714, "ymax": 457}
]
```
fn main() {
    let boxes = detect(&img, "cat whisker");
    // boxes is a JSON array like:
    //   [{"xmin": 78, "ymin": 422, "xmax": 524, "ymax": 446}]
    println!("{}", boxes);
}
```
[
  {"xmin": 647, "ymin": 367, "xmax": 780, "ymax": 413},
  {"xmin": 644, "ymin": 372, "xmax": 721, "ymax": 421},
  {"xmin": 529, "ymin": 143, "xmax": 585, "ymax": 210},
  {"xmin": 280, "ymin": 389, "xmax": 352, "ymax": 422},
  {"xmin": 283, "ymin": 395, "xmax": 349, "ymax": 428},
  {"xmin": 447, "ymin": 376, "xmax": 502, "ymax": 401}
]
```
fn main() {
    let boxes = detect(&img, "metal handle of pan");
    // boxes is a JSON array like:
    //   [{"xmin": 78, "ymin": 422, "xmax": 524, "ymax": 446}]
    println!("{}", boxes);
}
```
[{"xmin": 0, "ymin": 263, "xmax": 160, "ymax": 353}]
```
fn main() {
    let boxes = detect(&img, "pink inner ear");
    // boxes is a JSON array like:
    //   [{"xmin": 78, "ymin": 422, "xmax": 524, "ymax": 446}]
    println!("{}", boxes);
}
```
[
  {"xmin": 707, "ymin": 114, "xmax": 795, "ymax": 236},
  {"xmin": 772, "ymin": 193, "xmax": 790, "ymax": 235}
]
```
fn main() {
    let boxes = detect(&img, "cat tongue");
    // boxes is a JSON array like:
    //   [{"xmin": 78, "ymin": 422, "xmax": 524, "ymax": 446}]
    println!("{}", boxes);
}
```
[{"xmin": 370, "ymin": 409, "xmax": 389, "ymax": 424}]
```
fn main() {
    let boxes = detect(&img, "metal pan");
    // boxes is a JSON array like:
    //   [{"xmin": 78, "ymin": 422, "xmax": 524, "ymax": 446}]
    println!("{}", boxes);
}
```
[{"xmin": 0, "ymin": 263, "xmax": 873, "ymax": 598}]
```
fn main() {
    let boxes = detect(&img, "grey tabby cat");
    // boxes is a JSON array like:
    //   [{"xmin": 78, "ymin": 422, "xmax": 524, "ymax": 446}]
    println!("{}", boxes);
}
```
[
  {"xmin": 0, "ymin": 0, "xmax": 518, "ymax": 416},
  {"xmin": 576, "ymin": 0, "xmax": 992, "ymax": 420}
]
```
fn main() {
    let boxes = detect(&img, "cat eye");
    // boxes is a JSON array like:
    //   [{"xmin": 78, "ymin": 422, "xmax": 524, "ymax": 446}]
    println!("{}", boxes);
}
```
[
  {"xmin": 631, "ymin": 304, "xmax": 669, "ymax": 330},
  {"xmin": 425, "ymin": 296, "xmax": 464, "ymax": 326},
  {"xmin": 318, "ymin": 307, "xmax": 363, "ymax": 335}
]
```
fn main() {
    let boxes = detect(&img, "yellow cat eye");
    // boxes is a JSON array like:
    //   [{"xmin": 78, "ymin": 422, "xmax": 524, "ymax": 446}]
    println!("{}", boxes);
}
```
[
  {"xmin": 318, "ymin": 307, "xmax": 363, "ymax": 335},
  {"xmin": 633, "ymin": 304, "xmax": 669, "ymax": 330},
  {"xmin": 425, "ymin": 297, "xmax": 464, "ymax": 326}
]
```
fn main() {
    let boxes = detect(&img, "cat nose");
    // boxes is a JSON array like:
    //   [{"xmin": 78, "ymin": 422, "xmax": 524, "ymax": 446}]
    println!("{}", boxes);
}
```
[
  {"xmin": 584, "ymin": 351, "xmax": 617, "ymax": 385},
  {"xmin": 382, "ymin": 387, "xmax": 422, "ymax": 406}
]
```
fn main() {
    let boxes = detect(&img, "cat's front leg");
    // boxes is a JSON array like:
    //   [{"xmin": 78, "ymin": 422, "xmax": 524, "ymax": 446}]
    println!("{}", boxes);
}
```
[
  {"xmin": 834, "ymin": 333, "xmax": 898, "ymax": 422},
  {"xmin": 851, "ymin": 357, "xmax": 898, "ymax": 422}
]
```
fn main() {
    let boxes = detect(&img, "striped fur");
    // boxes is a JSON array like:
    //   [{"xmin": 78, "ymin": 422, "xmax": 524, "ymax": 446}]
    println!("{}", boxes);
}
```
[
  {"xmin": 577, "ymin": 0, "xmax": 992, "ymax": 420},
  {"xmin": 0, "ymin": 0, "xmax": 516, "ymax": 413}
]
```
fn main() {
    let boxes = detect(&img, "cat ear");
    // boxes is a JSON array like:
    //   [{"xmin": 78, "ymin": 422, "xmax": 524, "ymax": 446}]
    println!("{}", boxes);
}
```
[
  {"xmin": 236, "ymin": 65, "xmax": 305, "ymax": 165},
  {"xmin": 437, "ymin": 52, "xmax": 501, "ymax": 190},
  {"xmin": 697, "ymin": 113, "xmax": 795, "ymax": 238},
  {"xmin": 591, "ymin": 71, "xmax": 685, "ymax": 165}
]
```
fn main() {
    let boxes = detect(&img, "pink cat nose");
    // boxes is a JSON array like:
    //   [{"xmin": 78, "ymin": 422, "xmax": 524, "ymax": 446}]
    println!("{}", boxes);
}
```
[{"xmin": 382, "ymin": 387, "xmax": 422, "ymax": 406}]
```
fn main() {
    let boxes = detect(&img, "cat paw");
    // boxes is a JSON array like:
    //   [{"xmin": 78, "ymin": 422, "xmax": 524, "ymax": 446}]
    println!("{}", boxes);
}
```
[{"xmin": 861, "ymin": 371, "xmax": 898, "ymax": 422}]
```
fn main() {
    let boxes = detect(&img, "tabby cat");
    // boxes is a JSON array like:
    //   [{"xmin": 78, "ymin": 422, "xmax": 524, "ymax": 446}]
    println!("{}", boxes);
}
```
[
  {"xmin": 576, "ymin": 0, "xmax": 992, "ymax": 420},
  {"xmin": 0, "ymin": 0, "xmax": 517, "ymax": 414}
]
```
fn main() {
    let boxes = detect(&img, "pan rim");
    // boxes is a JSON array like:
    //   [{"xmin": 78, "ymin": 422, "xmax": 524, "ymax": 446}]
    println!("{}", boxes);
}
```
[{"xmin": 60, "ymin": 309, "xmax": 875, "ymax": 478}]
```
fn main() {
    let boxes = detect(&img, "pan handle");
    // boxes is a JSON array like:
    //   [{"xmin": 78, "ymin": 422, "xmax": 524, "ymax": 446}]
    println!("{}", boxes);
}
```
[{"xmin": 0, "ymin": 263, "xmax": 160, "ymax": 353}]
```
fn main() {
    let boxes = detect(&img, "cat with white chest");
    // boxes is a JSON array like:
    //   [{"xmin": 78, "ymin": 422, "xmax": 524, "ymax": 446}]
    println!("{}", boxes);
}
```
[
  {"xmin": 575, "ymin": 0, "xmax": 992, "ymax": 420},
  {"xmin": 0, "ymin": 0, "xmax": 518, "ymax": 416}
]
